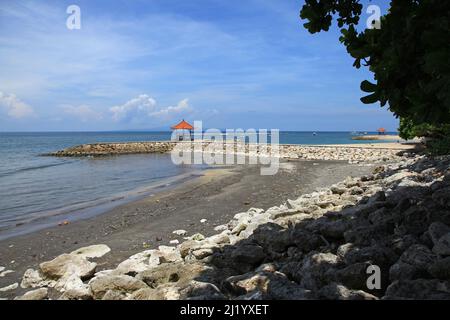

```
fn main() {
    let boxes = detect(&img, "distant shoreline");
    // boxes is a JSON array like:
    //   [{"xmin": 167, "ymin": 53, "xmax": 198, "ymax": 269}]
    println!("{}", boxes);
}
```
[{"xmin": 351, "ymin": 134, "xmax": 401, "ymax": 141}]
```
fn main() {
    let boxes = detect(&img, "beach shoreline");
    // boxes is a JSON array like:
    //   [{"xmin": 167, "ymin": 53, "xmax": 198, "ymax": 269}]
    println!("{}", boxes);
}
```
[{"xmin": 0, "ymin": 159, "xmax": 377, "ymax": 298}]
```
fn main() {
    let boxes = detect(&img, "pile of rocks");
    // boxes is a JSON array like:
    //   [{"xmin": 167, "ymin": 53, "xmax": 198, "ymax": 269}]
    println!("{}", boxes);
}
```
[
  {"xmin": 48, "ymin": 141, "xmax": 407, "ymax": 164},
  {"xmin": 13, "ymin": 154, "xmax": 450, "ymax": 300},
  {"xmin": 279, "ymin": 145, "xmax": 407, "ymax": 163},
  {"xmin": 47, "ymin": 142, "xmax": 176, "ymax": 157}
]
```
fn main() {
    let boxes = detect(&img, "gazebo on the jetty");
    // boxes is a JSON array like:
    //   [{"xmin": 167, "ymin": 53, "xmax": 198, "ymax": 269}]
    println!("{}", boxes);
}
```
[
  {"xmin": 377, "ymin": 127, "xmax": 386, "ymax": 135},
  {"xmin": 171, "ymin": 119, "xmax": 194, "ymax": 141}
]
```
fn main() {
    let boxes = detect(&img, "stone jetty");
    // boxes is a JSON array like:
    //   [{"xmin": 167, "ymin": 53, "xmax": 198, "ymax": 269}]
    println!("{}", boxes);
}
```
[{"xmin": 46, "ymin": 141, "xmax": 409, "ymax": 164}]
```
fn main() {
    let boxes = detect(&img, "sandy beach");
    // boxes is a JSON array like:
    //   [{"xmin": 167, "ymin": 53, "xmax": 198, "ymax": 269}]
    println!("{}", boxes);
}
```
[{"xmin": 0, "ymin": 158, "xmax": 376, "ymax": 299}]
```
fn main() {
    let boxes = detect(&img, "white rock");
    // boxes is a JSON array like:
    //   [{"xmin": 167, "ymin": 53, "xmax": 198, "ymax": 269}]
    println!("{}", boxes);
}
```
[
  {"xmin": 169, "ymin": 239, "xmax": 180, "ymax": 245},
  {"xmin": 214, "ymin": 224, "xmax": 228, "ymax": 232},
  {"xmin": 21, "ymin": 268, "xmax": 54, "ymax": 289},
  {"xmin": 39, "ymin": 253, "xmax": 97, "ymax": 279},
  {"xmin": 54, "ymin": 273, "xmax": 87, "ymax": 292},
  {"xmin": 93, "ymin": 269, "xmax": 115, "ymax": 278},
  {"xmin": 0, "ymin": 269, "xmax": 14, "ymax": 278},
  {"xmin": 70, "ymin": 244, "xmax": 111, "ymax": 259},
  {"xmin": 172, "ymin": 229, "xmax": 187, "ymax": 236},
  {"xmin": 383, "ymin": 171, "xmax": 416, "ymax": 184},
  {"xmin": 200, "ymin": 219, "xmax": 207, "ymax": 223},
  {"xmin": 0, "ymin": 282, "xmax": 18, "ymax": 292},
  {"xmin": 157, "ymin": 246, "xmax": 182, "ymax": 263},
  {"xmin": 115, "ymin": 250, "xmax": 160, "ymax": 275},
  {"xmin": 189, "ymin": 233, "xmax": 205, "ymax": 241},
  {"xmin": 14, "ymin": 288, "xmax": 48, "ymax": 300},
  {"xmin": 208, "ymin": 233, "xmax": 230, "ymax": 245}
]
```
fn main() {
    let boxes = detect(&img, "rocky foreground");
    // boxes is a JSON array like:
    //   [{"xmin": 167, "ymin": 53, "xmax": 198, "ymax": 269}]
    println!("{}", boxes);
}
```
[{"xmin": 5, "ymin": 153, "xmax": 450, "ymax": 300}]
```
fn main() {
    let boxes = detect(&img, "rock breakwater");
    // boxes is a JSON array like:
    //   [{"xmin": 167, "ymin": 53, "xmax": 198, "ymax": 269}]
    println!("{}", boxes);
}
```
[
  {"xmin": 47, "ymin": 142, "xmax": 176, "ymax": 157},
  {"xmin": 47, "ymin": 141, "xmax": 408, "ymax": 164}
]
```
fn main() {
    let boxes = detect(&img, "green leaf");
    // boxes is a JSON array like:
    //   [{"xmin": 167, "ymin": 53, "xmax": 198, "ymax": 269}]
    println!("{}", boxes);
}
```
[
  {"xmin": 360, "ymin": 93, "xmax": 379, "ymax": 104},
  {"xmin": 360, "ymin": 80, "xmax": 377, "ymax": 93}
]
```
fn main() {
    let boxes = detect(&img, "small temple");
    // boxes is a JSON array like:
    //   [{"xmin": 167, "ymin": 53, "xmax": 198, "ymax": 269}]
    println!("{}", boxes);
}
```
[
  {"xmin": 171, "ymin": 119, "xmax": 194, "ymax": 141},
  {"xmin": 377, "ymin": 127, "xmax": 386, "ymax": 135}
]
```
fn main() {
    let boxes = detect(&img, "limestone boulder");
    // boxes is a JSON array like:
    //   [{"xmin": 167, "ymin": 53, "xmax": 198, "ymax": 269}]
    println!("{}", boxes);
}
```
[
  {"xmin": 70, "ymin": 244, "xmax": 111, "ymax": 259},
  {"xmin": 39, "ymin": 253, "xmax": 96, "ymax": 279},
  {"xmin": 14, "ymin": 288, "xmax": 48, "ymax": 300},
  {"xmin": 89, "ymin": 275, "xmax": 147, "ymax": 299}
]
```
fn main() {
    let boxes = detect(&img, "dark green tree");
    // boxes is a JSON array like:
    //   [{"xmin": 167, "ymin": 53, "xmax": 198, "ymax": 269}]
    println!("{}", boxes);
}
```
[{"xmin": 300, "ymin": 0, "xmax": 450, "ymax": 126}]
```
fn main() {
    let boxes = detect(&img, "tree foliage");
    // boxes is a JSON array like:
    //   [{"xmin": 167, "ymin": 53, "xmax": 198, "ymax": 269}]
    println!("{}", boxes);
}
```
[{"xmin": 300, "ymin": 0, "xmax": 450, "ymax": 126}]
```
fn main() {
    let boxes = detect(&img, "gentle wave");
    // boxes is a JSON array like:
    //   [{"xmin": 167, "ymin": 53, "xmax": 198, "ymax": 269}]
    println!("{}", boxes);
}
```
[{"xmin": 0, "ymin": 160, "xmax": 72, "ymax": 178}]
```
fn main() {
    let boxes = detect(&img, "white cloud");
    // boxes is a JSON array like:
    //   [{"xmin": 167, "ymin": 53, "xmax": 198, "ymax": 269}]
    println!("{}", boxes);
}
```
[
  {"xmin": 110, "ymin": 94, "xmax": 157, "ymax": 122},
  {"xmin": 110, "ymin": 95, "xmax": 191, "ymax": 123},
  {"xmin": 150, "ymin": 98, "xmax": 191, "ymax": 119},
  {"xmin": 62, "ymin": 104, "xmax": 102, "ymax": 122},
  {"xmin": 0, "ymin": 91, "xmax": 35, "ymax": 119}
]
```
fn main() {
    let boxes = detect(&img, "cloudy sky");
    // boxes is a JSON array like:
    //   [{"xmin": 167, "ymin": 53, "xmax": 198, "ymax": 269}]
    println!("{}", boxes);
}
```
[{"xmin": 0, "ymin": 0, "xmax": 397, "ymax": 131}]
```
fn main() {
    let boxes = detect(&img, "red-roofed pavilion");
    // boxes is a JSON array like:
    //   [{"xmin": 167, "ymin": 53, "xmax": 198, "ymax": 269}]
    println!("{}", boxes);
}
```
[
  {"xmin": 377, "ymin": 127, "xmax": 386, "ymax": 135},
  {"xmin": 171, "ymin": 119, "xmax": 194, "ymax": 141},
  {"xmin": 171, "ymin": 119, "xmax": 194, "ymax": 130}
]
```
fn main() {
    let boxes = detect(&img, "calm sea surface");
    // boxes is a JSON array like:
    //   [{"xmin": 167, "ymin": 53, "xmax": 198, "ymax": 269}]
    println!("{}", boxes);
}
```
[{"xmin": 0, "ymin": 131, "xmax": 396, "ymax": 239}]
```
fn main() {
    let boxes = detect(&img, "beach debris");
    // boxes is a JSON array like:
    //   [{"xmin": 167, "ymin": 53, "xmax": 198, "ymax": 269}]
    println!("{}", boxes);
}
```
[
  {"xmin": 70, "ymin": 244, "xmax": 111, "ymax": 259},
  {"xmin": 200, "ymin": 219, "xmax": 207, "ymax": 223},
  {"xmin": 15, "ymin": 288, "xmax": 48, "ymax": 300},
  {"xmin": 172, "ymin": 229, "xmax": 187, "ymax": 236},
  {"xmin": 0, "ymin": 282, "xmax": 18, "ymax": 292},
  {"xmin": 58, "ymin": 220, "xmax": 70, "ymax": 226}
]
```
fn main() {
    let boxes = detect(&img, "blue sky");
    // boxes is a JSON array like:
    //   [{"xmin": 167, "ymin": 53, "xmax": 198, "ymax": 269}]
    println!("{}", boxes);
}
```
[{"xmin": 0, "ymin": 0, "xmax": 398, "ymax": 131}]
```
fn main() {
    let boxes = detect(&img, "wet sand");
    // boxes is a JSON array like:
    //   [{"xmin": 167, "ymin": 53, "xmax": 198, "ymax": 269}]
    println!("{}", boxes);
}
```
[{"xmin": 0, "ymin": 160, "xmax": 376, "ymax": 297}]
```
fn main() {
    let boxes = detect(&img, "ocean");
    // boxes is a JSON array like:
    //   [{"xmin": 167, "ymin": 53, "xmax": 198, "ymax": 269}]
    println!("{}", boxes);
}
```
[{"xmin": 0, "ymin": 131, "xmax": 396, "ymax": 239}]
